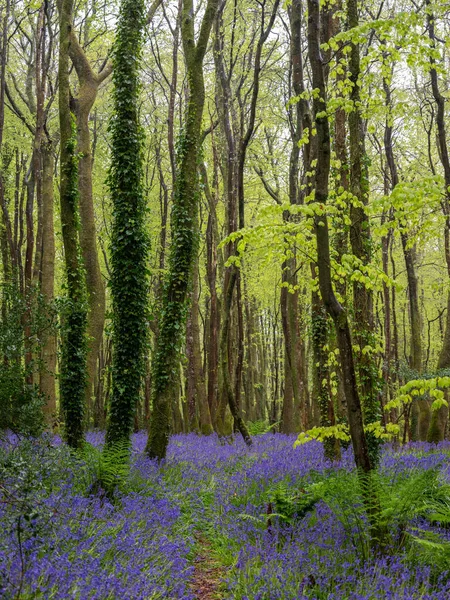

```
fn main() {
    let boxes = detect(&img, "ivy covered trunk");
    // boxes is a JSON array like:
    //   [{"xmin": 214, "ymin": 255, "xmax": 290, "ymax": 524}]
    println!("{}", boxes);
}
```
[
  {"xmin": 105, "ymin": 0, "xmax": 148, "ymax": 447},
  {"xmin": 58, "ymin": 0, "xmax": 88, "ymax": 449},
  {"xmin": 146, "ymin": 0, "xmax": 219, "ymax": 460}
]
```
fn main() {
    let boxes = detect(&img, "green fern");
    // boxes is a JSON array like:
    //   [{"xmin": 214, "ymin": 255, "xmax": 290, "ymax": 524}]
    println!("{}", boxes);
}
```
[
  {"xmin": 79, "ymin": 440, "xmax": 131, "ymax": 499},
  {"xmin": 247, "ymin": 420, "xmax": 280, "ymax": 436}
]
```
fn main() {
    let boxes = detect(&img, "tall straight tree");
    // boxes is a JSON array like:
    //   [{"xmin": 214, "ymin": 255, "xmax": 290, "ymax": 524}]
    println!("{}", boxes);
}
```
[
  {"xmin": 427, "ymin": 0, "xmax": 450, "ymax": 442},
  {"xmin": 146, "ymin": 0, "xmax": 219, "ymax": 460},
  {"xmin": 58, "ymin": 0, "xmax": 88, "ymax": 449},
  {"xmin": 0, "ymin": 0, "xmax": 11, "ymax": 278},
  {"xmin": 281, "ymin": 0, "xmax": 310, "ymax": 434},
  {"xmin": 214, "ymin": 0, "xmax": 279, "ymax": 444},
  {"xmin": 105, "ymin": 0, "xmax": 149, "ymax": 446},
  {"xmin": 347, "ymin": 0, "xmax": 380, "ymax": 462}
]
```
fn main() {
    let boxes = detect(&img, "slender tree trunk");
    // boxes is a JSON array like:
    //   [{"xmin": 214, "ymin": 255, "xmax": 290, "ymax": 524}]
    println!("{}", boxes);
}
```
[
  {"xmin": 146, "ymin": 0, "xmax": 219, "ymax": 459},
  {"xmin": 39, "ymin": 142, "xmax": 57, "ymax": 425},
  {"xmin": 58, "ymin": 0, "xmax": 88, "ymax": 449},
  {"xmin": 426, "ymin": 1, "xmax": 450, "ymax": 441},
  {"xmin": 32, "ymin": 4, "xmax": 46, "ymax": 284},
  {"xmin": 383, "ymin": 75, "xmax": 426, "ymax": 438},
  {"xmin": 201, "ymin": 161, "xmax": 221, "ymax": 427},
  {"xmin": 220, "ymin": 267, "xmax": 252, "ymax": 445},
  {"xmin": 347, "ymin": 0, "xmax": 380, "ymax": 462},
  {"xmin": 186, "ymin": 259, "xmax": 213, "ymax": 433},
  {"xmin": 307, "ymin": 0, "xmax": 371, "ymax": 474},
  {"xmin": 0, "ymin": 0, "xmax": 11, "ymax": 289}
]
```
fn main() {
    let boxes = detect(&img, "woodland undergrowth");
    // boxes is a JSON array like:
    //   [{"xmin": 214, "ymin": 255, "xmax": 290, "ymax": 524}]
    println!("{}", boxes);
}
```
[{"xmin": 1, "ymin": 432, "xmax": 450, "ymax": 599}]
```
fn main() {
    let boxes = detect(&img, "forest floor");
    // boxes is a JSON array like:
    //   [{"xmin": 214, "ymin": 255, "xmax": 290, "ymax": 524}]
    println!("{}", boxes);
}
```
[
  {"xmin": 190, "ymin": 534, "xmax": 227, "ymax": 599},
  {"xmin": 2, "ymin": 432, "xmax": 450, "ymax": 599}
]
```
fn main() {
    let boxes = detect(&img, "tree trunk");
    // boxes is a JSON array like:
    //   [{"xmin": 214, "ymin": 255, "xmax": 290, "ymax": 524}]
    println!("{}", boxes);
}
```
[
  {"xmin": 105, "ymin": 0, "xmax": 149, "ymax": 447},
  {"xmin": 58, "ymin": 0, "xmax": 88, "ymax": 449},
  {"xmin": 146, "ymin": 0, "xmax": 219, "ymax": 459},
  {"xmin": 67, "ymin": 26, "xmax": 109, "ymax": 424},
  {"xmin": 186, "ymin": 259, "xmax": 213, "ymax": 434},
  {"xmin": 347, "ymin": 0, "xmax": 380, "ymax": 462},
  {"xmin": 39, "ymin": 142, "xmax": 57, "ymax": 426},
  {"xmin": 426, "ymin": 1, "xmax": 450, "ymax": 441},
  {"xmin": 76, "ymin": 99, "xmax": 106, "ymax": 423},
  {"xmin": 307, "ymin": 0, "xmax": 372, "ymax": 474}
]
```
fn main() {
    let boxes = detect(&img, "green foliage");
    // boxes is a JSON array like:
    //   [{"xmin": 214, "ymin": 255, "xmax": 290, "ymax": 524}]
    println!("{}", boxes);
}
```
[
  {"xmin": 0, "ymin": 283, "xmax": 46, "ymax": 436},
  {"xmin": 264, "ymin": 468, "xmax": 449, "ymax": 562},
  {"xmin": 246, "ymin": 420, "xmax": 279, "ymax": 436},
  {"xmin": 266, "ymin": 479, "xmax": 321, "ymax": 525},
  {"xmin": 295, "ymin": 422, "xmax": 400, "ymax": 447},
  {"xmin": 59, "ymin": 118, "xmax": 88, "ymax": 450},
  {"xmin": 408, "ymin": 476, "xmax": 450, "ymax": 576},
  {"xmin": 106, "ymin": 0, "xmax": 149, "ymax": 446},
  {"xmin": 79, "ymin": 440, "xmax": 131, "ymax": 499},
  {"xmin": 385, "ymin": 374, "xmax": 450, "ymax": 414}
]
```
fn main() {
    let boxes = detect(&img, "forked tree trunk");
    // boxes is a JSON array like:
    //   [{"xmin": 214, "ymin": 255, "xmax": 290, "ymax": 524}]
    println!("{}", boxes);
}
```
[{"xmin": 68, "ymin": 30, "xmax": 109, "ymax": 423}]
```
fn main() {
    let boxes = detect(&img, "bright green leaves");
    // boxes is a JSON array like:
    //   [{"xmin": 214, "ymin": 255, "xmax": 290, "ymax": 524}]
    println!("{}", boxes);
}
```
[{"xmin": 385, "ymin": 376, "xmax": 450, "ymax": 414}]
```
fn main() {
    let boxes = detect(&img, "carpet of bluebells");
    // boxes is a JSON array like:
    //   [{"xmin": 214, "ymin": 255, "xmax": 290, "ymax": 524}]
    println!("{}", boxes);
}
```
[{"xmin": 1, "ymin": 432, "xmax": 450, "ymax": 599}]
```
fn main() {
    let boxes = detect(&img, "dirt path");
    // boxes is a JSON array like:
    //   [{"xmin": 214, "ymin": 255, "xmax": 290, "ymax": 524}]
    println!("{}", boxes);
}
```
[{"xmin": 190, "ymin": 535, "xmax": 227, "ymax": 600}]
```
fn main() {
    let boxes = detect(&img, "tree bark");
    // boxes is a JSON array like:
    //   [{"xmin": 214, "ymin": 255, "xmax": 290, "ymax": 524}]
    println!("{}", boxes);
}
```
[
  {"xmin": 426, "ymin": 1, "xmax": 449, "ymax": 441},
  {"xmin": 68, "ymin": 28, "xmax": 108, "ymax": 423},
  {"xmin": 307, "ymin": 0, "xmax": 372, "ymax": 474},
  {"xmin": 347, "ymin": 0, "xmax": 380, "ymax": 461},
  {"xmin": 39, "ymin": 142, "xmax": 57, "ymax": 425},
  {"xmin": 146, "ymin": 0, "xmax": 219, "ymax": 459},
  {"xmin": 186, "ymin": 260, "xmax": 213, "ymax": 434},
  {"xmin": 58, "ymin": 0, "xmax": 88, "ymax": 449}
]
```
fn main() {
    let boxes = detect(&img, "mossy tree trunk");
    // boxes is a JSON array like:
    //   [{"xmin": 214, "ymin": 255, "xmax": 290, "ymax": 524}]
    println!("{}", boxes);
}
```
[
  {"xmin": 347, "ymin": 0, "xmax": 380, "ymax": 462},
  {"xmin": 105, "ymin": 0, "xmax": 149, "ymax": 447},
  {"xmin": 39, "ymin": 142, "xmax": 57, "ymax": 426},
  {"xmin": 146, "ymin": 0, "xmax": 219, "ymax": 460},
  {"xmin": 58, "ymin": 0, "xmax": 88, "ymax": 449}
]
